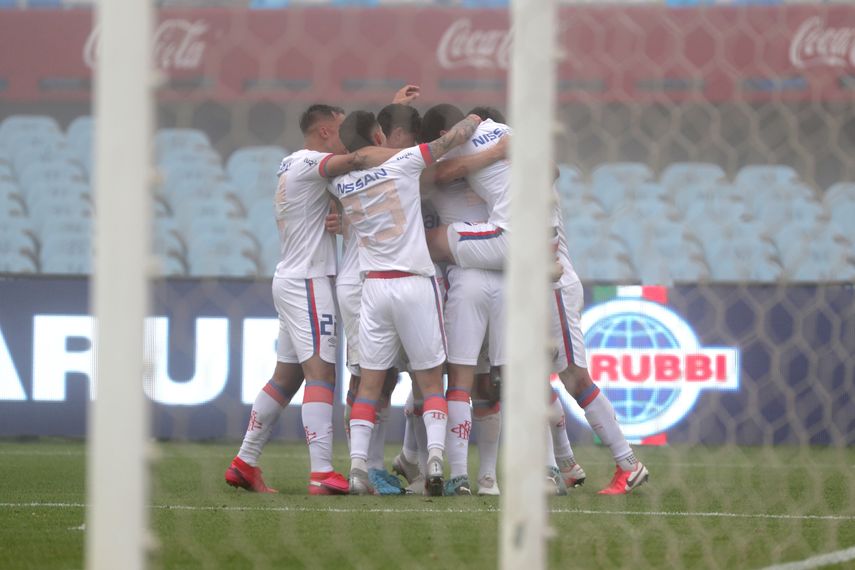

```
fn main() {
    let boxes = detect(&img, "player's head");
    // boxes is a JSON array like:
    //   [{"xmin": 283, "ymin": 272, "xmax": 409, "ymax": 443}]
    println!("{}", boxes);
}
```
[
  {"xmin": 300, "ymin": 104, "xmax": 347, "ymax": 153},
  {"xmin": 468, "ymin": 106, "xmax": 506, "ymax": 124},
  {"xmin": 420, "ymin": 103, "xmax": 464, "ymax": 143},
  {"xmin": 339, "ymin": 110, "xmax": 386, "ymax": 153},
  {"xmin": 377, "ymin": 104, "xmax": 421, "ymax": 149}
]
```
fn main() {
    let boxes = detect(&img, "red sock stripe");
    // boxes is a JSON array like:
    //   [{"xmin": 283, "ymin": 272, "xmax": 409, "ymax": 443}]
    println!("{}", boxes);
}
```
[
  {"xmin": 578, "ymin": 385, "xmax": 601, "ymax": 409},
  {"xmin": 550, "ymin": 389, "xmax": 559, "ymax": 403},
  {"xmin": 304, "ymin": 383, "xmax": 334, "ymax": 405},
  {"xmin": 447, "ymin": 388, "xmax": 470, "ymax": 403},
  {"xmin": 262, "ymin": 382, "xmax": 288, "ymax": 406},
  {"xmin": 424, "ymin": 395, "xmax": 448, "ymax": 415},
  {"xmin": 350, "ymin": 402, "xmax": 376, "ymax": 423}
]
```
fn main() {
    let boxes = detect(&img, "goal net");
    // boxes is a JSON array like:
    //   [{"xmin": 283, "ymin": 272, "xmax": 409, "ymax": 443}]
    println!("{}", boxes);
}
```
[{"xmin": 0, "ymin": 1, "xmax": 854, "ymax": 569}]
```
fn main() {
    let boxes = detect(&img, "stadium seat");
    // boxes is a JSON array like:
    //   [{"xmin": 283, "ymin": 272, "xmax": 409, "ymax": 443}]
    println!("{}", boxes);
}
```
[
  {"xmin": 592, "ymin": 162, "xmax": 653, "ymax": 188},
  {"xmin": 155, "ymin": 128, "xmax": 212, "ymax": 160},
  {"xmin": 19, "ymin": 162, "xmax": 87, "ymax": 192},
  {"xmin": 735, "ymin": 164, "xmax": 799, "ymax": 189},
  {"xmin": 159, "ymin": 147, "xmax": 223, "ymax": 170},
  {"xmin": 824, "ymin": 182, "xmax": 855, "ymax": 206},
  {"xmin": 830, "ymin": 201, "xmax": 855, "ymax": 240},
  {"xmin": 185, "ymin": 219, "xmax": 259, "ymax": 277},
  {"xmin": 226, "ymin": 146, "xmax": 288, "ymax": 180},
  {"xmin": 153, "ymin": 217, "xmax": 188, "ymax": 274},
  {"xmin": 12, "ymin": 142, "xmax": 79, "ymax": 178},
  {"xmin": 0, "ymin": 181, "xmax": 26, "ymax": 217},
  {"xmin": 706, "ymin": 241, "xmax": 782, "ymax": 282},
  {"xmin": 782, "ymin": 240, "xmax": 855, "ymax": 283},
  {"xmin": 25, "ymin": 181, "xmax": 90, "ymax": 219},
  {"xmin": 0, "ymin": 218, "xmax": 38, "ymax": 273},
  {"xmin": 40, "ymin": 232, "xmax": 92, "ymax": 275},
  {"xmin": 771, "ymin": 223, "xmax": 847, "ymax": 266},
  {"xmin": 557, "ymin": 164, "xmax": 582, "ymax": 185},
  {"xmin": 634, "ymin": 251, "xmax": 710, "ymax": 286},
  {"xmin": 160, "ymin": 162, "xmax": 228, "ymax": 193},
  {"xmin": 560, "ymin": 194, "xmax": 608, "ymax": 222},
  {"xmin": 0, "ymin": 115, "xmax": 62, "ymax": 148},
  {"xmin": 674, "ymin": 182, "xmax": 742, "ymax": 215},
  {"xmin": 751, "ymin": 195, "xmax": 825, "ymax": 230},
  {"xmin": 660, "ymin": 162, "xmax": 726, "ymax": 194},
  {"xmin": 684, "ymin": 196, "xmax": 749, "ymax": 227},
  {"xmin": 574, "ymin": 237, "xmax": 636, "ymax": 282}
]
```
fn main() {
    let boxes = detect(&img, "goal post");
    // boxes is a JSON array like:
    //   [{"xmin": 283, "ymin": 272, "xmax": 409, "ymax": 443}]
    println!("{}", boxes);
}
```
[
  {"xmin": 85, "ymin": 0, "xmax": 154, "ymax": 567},
  {"xmin": 501, "ymin": 0, "xmax": 556, "ymax": 565}
]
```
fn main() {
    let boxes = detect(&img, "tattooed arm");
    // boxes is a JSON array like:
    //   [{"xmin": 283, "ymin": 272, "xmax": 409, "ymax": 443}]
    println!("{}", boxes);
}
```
[
  {"xmin": 426, "ymin": 114, "xmax": 482, "ymax": 162},
  {"xmin": 322, "ymin": 146, "xmax": 399, "ymax": 178}
]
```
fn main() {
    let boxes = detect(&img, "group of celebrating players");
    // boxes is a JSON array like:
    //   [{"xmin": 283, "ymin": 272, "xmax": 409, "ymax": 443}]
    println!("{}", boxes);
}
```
[{"xmin": 224, "ymin": 85, "xmax": 649, "ymax": 497}]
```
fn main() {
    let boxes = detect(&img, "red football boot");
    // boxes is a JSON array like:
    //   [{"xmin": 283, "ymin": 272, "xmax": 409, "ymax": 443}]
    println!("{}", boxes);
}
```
[
  {"xmin": 598, "ymin": 462, "xmax": 649, "ymax": 495},
  {"xmin": 308, "ymin": 471, "xmax": 350, "ymax": 495},
  {"xmin": 225, "ymin": 457, "xmax": 277, "ymax": 493}
]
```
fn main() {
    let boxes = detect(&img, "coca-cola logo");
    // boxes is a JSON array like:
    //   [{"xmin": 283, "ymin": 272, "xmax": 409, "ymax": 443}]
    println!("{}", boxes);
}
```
[
  {"xmin": 790, "ymin": 16, "xmax": 855, "ymax": 69},
  {"xmin": 437, "ymin": 19, "xmax": 512, "ymax": 70},
  {"xmin": 84, "ymin": 19, "xmax": 209, "ymax": 71}
]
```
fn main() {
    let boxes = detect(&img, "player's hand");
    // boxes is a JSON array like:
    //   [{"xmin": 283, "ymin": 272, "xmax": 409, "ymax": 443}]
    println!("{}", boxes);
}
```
[
  {"xmin": 325, "ymin": 212, "xmax": 342, "ymax": 234},
  {"xmin": 466, "ymin": 114, "xmax": 483, "ymax": 124},
  {"xmin": 494, "ymin": 135, "xmax": 509, "ymax": 159},
  {"xmin": 392, "ymin": 84, "xmax": 421, "ymax": 105}
]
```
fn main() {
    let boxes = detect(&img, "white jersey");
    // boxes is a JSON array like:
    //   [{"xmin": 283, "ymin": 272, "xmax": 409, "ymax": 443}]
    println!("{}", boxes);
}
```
[
  {"xmin": 445, "ymin": 119, "xmax": 512, "ymax": 230},
  {"xmin": 553, "ymin": 196, "xmax": 580, "ymax": 289},
  {"xmin": 338, "ymin": 218, "xmax": 361, "ymax": 286},
  {"xmin": 430, "ymin": 174, "xmax": 489, "ymax": 225},
  {"xmin": 273, "ymin": 149, "xmax": 337, "ymax": 279},
  {"xmin": 329, "ymin": 144, "xmax": 435, "ymax": 277}
]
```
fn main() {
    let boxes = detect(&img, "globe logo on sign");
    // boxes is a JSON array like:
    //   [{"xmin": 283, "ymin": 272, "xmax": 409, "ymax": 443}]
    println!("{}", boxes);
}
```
[
  {"xmin": 568, "ymin": 298, "xmax": 740, "ymax": 439},
  {"xmin": 585, "ymin": 312, "xmax": 681, "ymax": 427}
]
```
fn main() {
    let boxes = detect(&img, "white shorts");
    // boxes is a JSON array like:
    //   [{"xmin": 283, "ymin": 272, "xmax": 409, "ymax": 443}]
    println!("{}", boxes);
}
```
[
  {"xmin": 444, "ymin": 265, "xmax": 506, "ymax": 367},
  {"xmin": 551, "ymin": 278, "xmax": 588, "ymax": 372},
  {"xmin": 447, "ymin": 222, "xmax": 508, "ymax": 271},
  {"xmin": 359, "ymin": 274, "xmax": 447, "ymax": 371},
  {"xmin": 336, "ymin": 282, "xmax": 362, "ymax": 376},
  {"xmin": 272, "ymin": 276, "xmax": 338, "ymax": 365}
]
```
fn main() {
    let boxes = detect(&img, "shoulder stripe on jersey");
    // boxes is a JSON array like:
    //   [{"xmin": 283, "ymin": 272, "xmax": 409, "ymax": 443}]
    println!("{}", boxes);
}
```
[
  {"xmin": 318, "ymin": 153, "xmax": 334, "ymax": 178},
  {"xmin": 419, "ymin": 143, "xmax": 434, "ymax": 166}
]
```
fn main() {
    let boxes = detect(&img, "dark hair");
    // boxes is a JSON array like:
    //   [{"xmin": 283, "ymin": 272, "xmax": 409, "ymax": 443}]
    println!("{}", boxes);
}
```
[
  {"xmin": 469, "ymin": 106, "xmax": 506, "ymax": 124},
  {"xmin": 377, "ymin": 104, "xmax": 421, "ymax": 140},
  {"xmin": 299, "ymin": 104, "xmax": 345, "ymax": 134},
  {"xmin": 339, "ymin": 111, "xmax": 379, "ymax": 153},
  {"xmin": 420, "ymin": 103, "xmax": 464, "ymax": 143}
]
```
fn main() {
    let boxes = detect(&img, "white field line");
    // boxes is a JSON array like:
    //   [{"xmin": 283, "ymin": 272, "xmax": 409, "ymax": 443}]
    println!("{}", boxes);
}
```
[
  {"xmin": 2, "ymin": 502, "xmax": 855, "ymax": 521},
  {"xmin": 759, "ymin": 545, "xmax": 855, "ymax": 570}
]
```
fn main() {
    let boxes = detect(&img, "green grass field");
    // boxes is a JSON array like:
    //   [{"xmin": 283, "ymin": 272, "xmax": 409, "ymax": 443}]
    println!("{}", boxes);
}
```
[{"xmin": 2, "ymin": 439, "xmax": 854, "ymax": 569}]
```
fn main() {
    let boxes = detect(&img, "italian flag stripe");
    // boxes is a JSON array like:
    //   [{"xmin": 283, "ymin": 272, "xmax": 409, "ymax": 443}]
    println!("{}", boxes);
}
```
[{"xmin": 593, "ymin": 285, "xmax": 669, "ymax": 305}]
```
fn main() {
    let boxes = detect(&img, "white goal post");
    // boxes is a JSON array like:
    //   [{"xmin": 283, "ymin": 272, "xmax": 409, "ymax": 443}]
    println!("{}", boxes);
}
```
[
  {"xmin": 501, "ymin": 0, "xmax": 557, "ymax": 565},
  {"xmin": 85, "ymin": 0, "xmax": 154, "ymax": 567}
]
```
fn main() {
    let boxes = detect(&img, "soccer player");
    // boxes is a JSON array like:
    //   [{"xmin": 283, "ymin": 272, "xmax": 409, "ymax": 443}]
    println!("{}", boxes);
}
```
[
  {"xmin": 329, "ymin": 110, "xmax": 482, "ymax": 496},
  {"xmin": 225, "ymin": 104, "xmax": 397, "ymax": 495}
]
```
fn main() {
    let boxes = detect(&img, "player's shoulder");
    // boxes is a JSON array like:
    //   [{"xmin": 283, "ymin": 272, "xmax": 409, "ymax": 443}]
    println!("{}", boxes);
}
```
[
  {"xmin": 467, "ymin": 120, "xmax": 510, "ymax": 151},
  {"xmin": 390, "ymin": 144, "xmax": 428, "ymax": 164},
  {"xmin": 278, "ymin": 148, "xmax": 329, "ymax": 175}
]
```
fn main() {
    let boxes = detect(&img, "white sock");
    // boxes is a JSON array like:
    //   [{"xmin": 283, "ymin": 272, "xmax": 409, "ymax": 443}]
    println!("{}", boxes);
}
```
[
  {"xmin": 349, "ymin": 419, "xmax": 373, "ymax": 468},
  {"xmin": 414, "ymin": 404, "xmax": 429, "ymax": 475},
  {"xmin": 549, "ymin": 397, "xmax": 575, "ymax": 466},
  {"xmin": 237, "ymin": 380, "xmax": 288, "ymax": 466},
  {"xmin": 367, "ymin": 406, "xmax": 389, "ymax": 471},
  {"xmin": 422, "ymin": 395, "xmax": 448, "ymax": 454},
  {"xmin": 303, "ymin": 401, "xmax": 333, "ymax": 473},
  {"xmin": 473, "ymin": 404, "xmax": 501, "ymax": 480},
  {"xmin": 582, "ymin": 389, "xmax": 636, "ymax": 471},
  {"xmin": 545, "ymin": 424, "xmax": 558, "ymax": 469},
  {"xmin": 402, "ymin": 408, "xmax": 419, "ymax": 464},
  {"xmin": 344, "ymin": 404, "xmax": 352, "ymax": 450},
  {"xmin": 446, "ymin": 399, "xmax": 472, "ymax": 478}
]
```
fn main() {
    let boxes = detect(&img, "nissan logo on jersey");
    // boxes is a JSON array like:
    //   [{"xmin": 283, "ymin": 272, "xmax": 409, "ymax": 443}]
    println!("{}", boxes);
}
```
[{"xmin": 565, "ymin": 297, "xmax": 740, "ymax": 440}]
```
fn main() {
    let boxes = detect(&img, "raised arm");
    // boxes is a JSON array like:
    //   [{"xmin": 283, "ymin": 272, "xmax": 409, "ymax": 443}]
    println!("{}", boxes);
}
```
[
  {"xmin": 429, "ymin": 134, "xmax": 508, "ymax": 185},
  {"xmin": 426, "ymin": 114, "xmax": 482, "ymax": 162},
  {"xmin": 321, "ymin": 146, "xmax": 400, "ymax": 178}
]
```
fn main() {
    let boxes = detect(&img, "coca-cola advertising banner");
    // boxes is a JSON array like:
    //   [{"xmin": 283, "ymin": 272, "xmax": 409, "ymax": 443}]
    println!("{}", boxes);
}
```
[{"xmin": 1, "ymin": 5, "xmax": 855, "ymax": 104}]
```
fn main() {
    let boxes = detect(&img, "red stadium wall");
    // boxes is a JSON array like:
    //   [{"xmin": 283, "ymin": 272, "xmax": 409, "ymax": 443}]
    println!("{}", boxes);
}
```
[{"xmin": 1, "ymin": 5, "xmax": 855, "ymax": 104}]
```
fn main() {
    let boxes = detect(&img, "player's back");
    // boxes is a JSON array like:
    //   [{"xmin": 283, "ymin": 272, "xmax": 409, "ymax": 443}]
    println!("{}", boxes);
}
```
[
  {"xmin": 274, "ymin": 149, "xmax": 336, "ymax": 279},
  {"xmin": 329, "ymin": 145, "xmax": 435, "ymax": 277},
  {"xmin": 430, "ymin": 175, "xmax": 489, "ymax": 225},
  {"xmin": 447, "ymin": 119, "xmax": 512, "ymax": 230}
]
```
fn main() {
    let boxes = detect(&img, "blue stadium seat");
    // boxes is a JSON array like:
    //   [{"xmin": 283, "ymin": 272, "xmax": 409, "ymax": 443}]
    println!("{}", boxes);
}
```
[
  {"xmin": 660, "ymin": 162, "xmax": 726, "ymax": 194},
  {"xmin": 19, "ymin": 162, "xmax": 86, "ymax": 193},
  {"xmin": 735, "ymin": 164, "xmax": 799, "ymax": 189},
  {"xmin": 226, "ymin": 146, "xmax": 288, "ymax": 180},
  {"xmin": 674, "ymin": 182, "xmax": 742, "ymax": 215},
  {"xmin": 155, "ymin": 128, "xmax": 212, "ymax": 161},
  {"xmin": 706, "ymin": 241, "xmax": 782, "ymax": 282},
  {"xmin": 0, "ymin": 115, "xmax": 61, "ymax": 147},
  {"xmin": 830, "ymin": 201, "xmax": 855, "ymax": 240},
  {"xmin": 782, "ymin": 239, "xmax": 855, "ymax": 282},
  {"xmin": 185, "ymin": 219, "xmax": 259, "ymax": 277},
  {"xmin": 0, "ymin": 217, "xmax": 38, "ymax": 273},
  {"xmin": 40, "ymin": 231, "xmax": 91, "ymax": 275},
  {"xmin": 825, "ymin": 182, "xmax": 855, "ymax": 206},
  {"xmin": 249, "ymin": 0, "xmax": 288, "ymax": 8}
]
